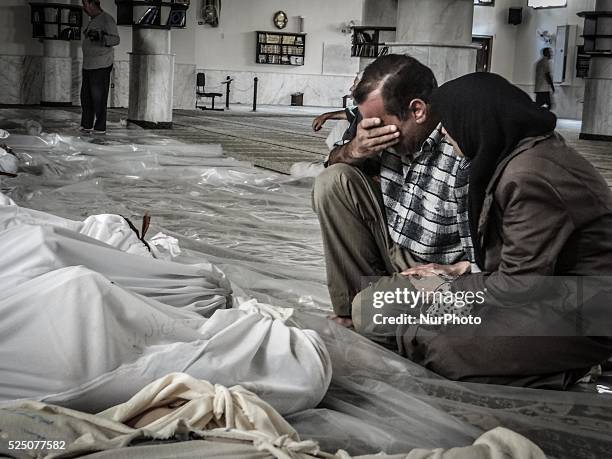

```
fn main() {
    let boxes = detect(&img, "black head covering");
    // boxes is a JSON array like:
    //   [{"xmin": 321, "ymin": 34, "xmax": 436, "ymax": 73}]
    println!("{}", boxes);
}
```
[{"xmin": 430, "ymin": 72, "xmax": 557, "ymax": 268}]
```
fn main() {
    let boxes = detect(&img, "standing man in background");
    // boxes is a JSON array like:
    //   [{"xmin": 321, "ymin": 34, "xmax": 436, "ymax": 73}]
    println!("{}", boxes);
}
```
[
  {"xmin": 534, "ymin": 47, "xmax": 554, "ymax": 110},
  {"xmin": 80, "ymin": 0, "xmax": 120, "ymax": 134}
]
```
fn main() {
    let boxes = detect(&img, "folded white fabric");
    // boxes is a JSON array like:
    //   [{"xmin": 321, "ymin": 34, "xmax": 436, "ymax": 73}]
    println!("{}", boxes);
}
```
[
  {"xmin": 80, "ymin": 214, "xmax": 152, "ymax": 257},
  {"xmin": 0, "ymin": 200, "xmax": 150, "ymax": 256},
  {"xmin": 0, "ymin": 382, "xmax": 545, "ymax": 459},
  {"xmin": 149, "ymin": 231, "xmax": 182, "ymax": 259},
  {"xmin": 0, "ymin": 374, "xmax": 300, "ymax": 459},
  {"xmin": 100, "ymin": 373, "xmax": 298, "ymax": 439}
]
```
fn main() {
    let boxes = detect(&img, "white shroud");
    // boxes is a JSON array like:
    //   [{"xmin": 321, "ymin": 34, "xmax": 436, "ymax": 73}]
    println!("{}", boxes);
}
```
[{"xmin": 0, "ymin": 200, "xmax": 331, "ymax": 416}]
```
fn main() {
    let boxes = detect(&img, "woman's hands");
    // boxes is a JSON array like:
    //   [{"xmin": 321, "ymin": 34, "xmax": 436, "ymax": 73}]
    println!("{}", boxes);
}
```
[{"xmin": 401, "ymin": 260, "xmax": 471, "ymax": 278}]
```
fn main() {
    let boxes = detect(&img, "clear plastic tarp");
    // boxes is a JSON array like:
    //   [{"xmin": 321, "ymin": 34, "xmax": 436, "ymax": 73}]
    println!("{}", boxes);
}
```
[{"xmin": 2, "ymin": 131, "xmax": 612, "ymax": 459}]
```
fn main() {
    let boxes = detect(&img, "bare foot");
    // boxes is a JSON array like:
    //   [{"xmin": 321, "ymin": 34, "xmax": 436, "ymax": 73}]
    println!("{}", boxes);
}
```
[{"xmin": 329, "ymin": 314, "xmax": 353, "ymax": 328}]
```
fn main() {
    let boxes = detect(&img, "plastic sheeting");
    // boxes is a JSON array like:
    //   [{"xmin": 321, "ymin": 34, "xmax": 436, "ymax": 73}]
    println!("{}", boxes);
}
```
[
  {"xmin": 3, "ymin": 133, "xmax": 330, "ymax": 313},
  {"xmin": 2, "ymin": 132, "xmax": 612, "ymax": 458}
]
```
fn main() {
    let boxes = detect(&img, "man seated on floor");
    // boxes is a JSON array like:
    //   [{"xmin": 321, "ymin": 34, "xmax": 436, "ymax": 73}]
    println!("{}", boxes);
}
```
[{"xmin": 313, "ymin": 54, "xmax": 474, "ymax": 328}]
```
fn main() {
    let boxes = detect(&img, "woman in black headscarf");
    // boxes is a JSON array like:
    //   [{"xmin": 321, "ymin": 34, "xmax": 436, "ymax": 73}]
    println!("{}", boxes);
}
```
[{"xmin": 401, "ymin": 72, "xmax": 612, "ymax": 389}]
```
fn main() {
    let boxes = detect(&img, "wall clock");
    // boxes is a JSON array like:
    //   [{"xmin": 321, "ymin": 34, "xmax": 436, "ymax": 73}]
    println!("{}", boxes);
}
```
[{"xmin": 273, "ymin": 11, "xmax": 288, "ymax": 29}]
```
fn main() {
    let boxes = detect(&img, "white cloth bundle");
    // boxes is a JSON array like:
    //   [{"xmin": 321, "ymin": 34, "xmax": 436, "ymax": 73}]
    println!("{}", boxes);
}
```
[
  {"xmin": 0, "ymin": 266, "xmax": 331, "ymax": 415},
  {"xmin": 0, "ymin": 372, "xmax": 545, "ymax": 459},
  {"xmin": 0, "ymin": 200, "xmax": 231, "ymax": 315},
  {"xmin": 100, "ymin": 373, "xmax": 298, "ymax": 439},
  {"xmin": 0, "ymin": 198, "xmax": 331, "ymax": 415}
]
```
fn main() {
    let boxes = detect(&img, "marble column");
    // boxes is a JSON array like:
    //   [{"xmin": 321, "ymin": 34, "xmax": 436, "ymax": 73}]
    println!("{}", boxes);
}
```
[
  {"xmin": 580, "ymin": 0, "xmax": 612, "ymax": 141},
  {"xmin": 384, "ymin": 0, "xmax": 477, "ymax": 84},
  {"xmin": 41, "ymin": 40, "xmax": 72, "ymax": 105},
  {"xmin": 362, "ymin": 0, "xmax": 398, "ymax": 27},
  {"xmin": 128, "ymin": 28, "xmax": 175, "ymax": 128}
]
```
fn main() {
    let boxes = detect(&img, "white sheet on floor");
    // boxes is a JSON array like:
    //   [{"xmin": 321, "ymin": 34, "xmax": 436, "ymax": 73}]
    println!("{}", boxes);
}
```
[
  {"xmin": 0, "ymin": 265, "xmax": 331, "ymax": 415},
  {"xmin": 0, "ymin": 205, "xmax": 231, "ymax": 316},
  {"xmin": 0, "ymin": 200, "xmax": 150, "ymax": 256},
  {"xmin": 100, "ymin": 372, "xmax": 298, "ymax": 437}
]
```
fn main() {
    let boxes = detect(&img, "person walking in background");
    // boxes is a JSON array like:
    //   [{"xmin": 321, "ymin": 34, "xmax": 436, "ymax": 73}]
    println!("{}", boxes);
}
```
[
  {"xmin": 80, "ymin": 0, "xmax": 120, "ymax": 134},
  {"xmin": 534, "ymin": 47, "xmax": 554, "ymax": 109}
]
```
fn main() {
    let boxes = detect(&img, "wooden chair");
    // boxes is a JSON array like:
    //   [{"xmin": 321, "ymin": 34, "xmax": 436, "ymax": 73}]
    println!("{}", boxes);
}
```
[{"xmin": 195, "ymin": 72, "xmax": 223, "ymax": 111}]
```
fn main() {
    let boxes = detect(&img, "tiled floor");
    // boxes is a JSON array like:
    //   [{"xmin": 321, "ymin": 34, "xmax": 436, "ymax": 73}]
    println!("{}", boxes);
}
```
[{"xmin": 1, "ymin": 105, "xmax": 610, "ymax": 180}]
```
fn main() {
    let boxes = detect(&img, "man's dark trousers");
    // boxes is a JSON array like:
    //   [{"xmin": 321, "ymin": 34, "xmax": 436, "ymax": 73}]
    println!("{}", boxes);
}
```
[{"xmin": 81, "ymin": 65, "xmax": 113, "ymax": 131}]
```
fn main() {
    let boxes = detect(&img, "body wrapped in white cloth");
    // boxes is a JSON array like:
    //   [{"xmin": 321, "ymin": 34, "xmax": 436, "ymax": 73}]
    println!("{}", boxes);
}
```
[{"xmin": 0, "ymin": 198, "xmax": 331, "ymax": 415}]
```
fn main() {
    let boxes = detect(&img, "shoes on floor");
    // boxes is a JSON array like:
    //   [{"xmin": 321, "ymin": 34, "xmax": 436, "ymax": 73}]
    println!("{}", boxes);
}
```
[
  {"xmin": 79, "ymin": 126, "xmax": 93, "ymax": 133},
  {"xmin": 93, "ymin": 130, "xmax": 106, "ymax": 135}
]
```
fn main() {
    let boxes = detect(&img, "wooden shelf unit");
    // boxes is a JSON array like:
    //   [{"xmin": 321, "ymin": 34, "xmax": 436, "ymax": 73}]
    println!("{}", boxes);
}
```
[
  {"xmin": 578, "ymin": 11, "xmax": 612, "ymax": 57},
  {"xmin": 351, "ymin": 26, "xmax": 396, "ymax": 58},
  {"xmin": 30, "ymin": 2, "xmax": 83, "ymax": 41},
  {"xmin": 255, "ymin": 31, "xmax": 305, "ymax": 66},
  {"xmin": 115, "ymin": 0, "xmax": 189, "ymax": 29}
]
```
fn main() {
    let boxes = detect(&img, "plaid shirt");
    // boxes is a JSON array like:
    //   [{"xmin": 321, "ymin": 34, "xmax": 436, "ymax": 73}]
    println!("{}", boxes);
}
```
[{"xmin": 380, "ymin": 125, "xmax": 474, "ymax": 264}]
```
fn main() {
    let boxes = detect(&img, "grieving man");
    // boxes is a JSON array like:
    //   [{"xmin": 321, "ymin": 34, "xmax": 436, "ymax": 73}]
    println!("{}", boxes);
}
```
[{"xmin": 312, "ymin": 54, "xmax": 473, "ymax": 328}]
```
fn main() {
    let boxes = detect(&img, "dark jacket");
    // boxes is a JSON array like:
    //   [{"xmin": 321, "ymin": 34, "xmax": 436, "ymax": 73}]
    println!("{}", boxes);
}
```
[
  {"xmin": 456, "ymin": 132, "xmax": 612, "ymax": 294},
  {"xmin": 405, "ymin": 133, "xmax": 612, "ymax": 388}
]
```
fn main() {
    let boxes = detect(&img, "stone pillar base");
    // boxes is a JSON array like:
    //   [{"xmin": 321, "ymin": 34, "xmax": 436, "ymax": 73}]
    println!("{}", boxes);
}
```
[
  {"xmin": 128, "ymin": 28, "xmax": 175, "ymax": 127},
  {"xmin": 580, "ymin": 59, "xmax": 612, "ymax": 142},
  {"xmin": 40, "ymin": 100, "xmax": 72, "ymax": 107},
  {"xmin": 127, "ymin": 119, "xmax": 173, "ymax": 129},
  {"xmin": 42, "ymin": 41, "xmax": 72, "ymax": 105},
  {"xmin": 579, "ymin": 133, "xmax": 612, "ymax": 141},
  {"xmin": 579, "ymin": 1, "xmax": 612, "ymax": 141}
]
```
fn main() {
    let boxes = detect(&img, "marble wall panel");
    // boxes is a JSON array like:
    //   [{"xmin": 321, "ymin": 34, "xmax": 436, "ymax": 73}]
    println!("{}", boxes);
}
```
[
  {"xmin": 358, "ymin": 57, "xmax": 376, "ymax": 72},
  {"xmin": 396, "ymin": 0, "xmax": 474, "ymax": 46},
  {"xmin": 41, "ymin": 56, "xmax": 72, "ymax": 104},
  {"xmin": 0, "ymin": 55, "xmax": 43, "ymax": 105},
  {"xmin": 109, "ymin": 60, "xmax": 130, "ymax": 108},
  {"xmin": 71, "ymin": 59, "xmax": 82, "ymax": 106},
  {"xmin": 581, "ymin": 78, "xmax": 612, "ymax": 136},
  {"xmin": 322, "ymin": 43, "xmax": 359, "ymax": 76},
  {"xmin": 173, "ymin": 63, "xmax": 196, "ymax": 109},
  {"xmin": 197, "ymin": 70, "xmax": 355, "ymax": 107}
]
